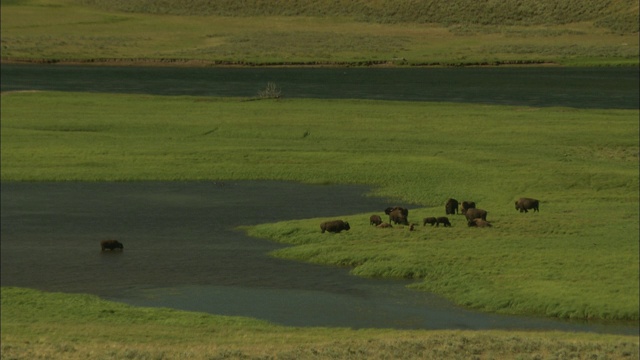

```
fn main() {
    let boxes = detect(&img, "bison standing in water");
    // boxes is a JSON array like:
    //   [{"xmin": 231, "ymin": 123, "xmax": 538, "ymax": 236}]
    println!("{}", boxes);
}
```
[
  {"xmin": 515, "ymin": 197, "xmax": 540, "ymax": 213},
  {"xmin": 100, "ymin": 239, "xmax": 124, "ymax": 251},
  {"xmin": 320, "ymin": 220, "xmax": 350, "ymax": 233}
]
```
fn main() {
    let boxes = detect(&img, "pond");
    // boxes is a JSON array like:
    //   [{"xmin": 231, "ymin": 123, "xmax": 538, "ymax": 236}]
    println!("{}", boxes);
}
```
[
  {"xmin": 1, "ymin": 181, "xmax": 637, "ymax": 334},
  {"xmin": 1, "ymin": 64, "xmax": 638, "ymax": 109}
]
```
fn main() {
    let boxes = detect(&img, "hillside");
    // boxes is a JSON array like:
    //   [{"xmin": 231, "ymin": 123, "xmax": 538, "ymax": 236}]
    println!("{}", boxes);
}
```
[
  {"xmin": 2, "ymin": 0, "xmax": 638, "ymax": 66},
  {"xmin": 80, "ymin": 0, "xmax": 639, "ymax": 33}
]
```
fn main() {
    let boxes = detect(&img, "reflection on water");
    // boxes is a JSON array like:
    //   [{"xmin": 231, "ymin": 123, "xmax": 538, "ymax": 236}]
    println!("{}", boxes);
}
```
[{"xmin": 1, "ymin": 181, "xmax": 637, "ymax": 334}]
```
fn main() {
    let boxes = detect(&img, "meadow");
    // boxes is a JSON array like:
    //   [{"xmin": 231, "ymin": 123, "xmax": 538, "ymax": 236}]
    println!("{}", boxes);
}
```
[
  {"xmin": 2, "ymin": 0, "xmax": 639, "ymax": 358},
  {"xmin": 1, "ymin": 91, "xmax": 638, "ymax": 324},
  {"xmin": 3, "ymin": 287, "xmax": 638, "ymax": 360},
  {"xmin": 1, "ymin": 0, "xmax": 638, "ymax": 66}
]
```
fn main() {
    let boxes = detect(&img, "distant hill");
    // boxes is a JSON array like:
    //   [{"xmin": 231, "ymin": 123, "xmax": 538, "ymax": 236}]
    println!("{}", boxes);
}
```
[{"xmin": 79, "ymin": 0, "xmax": 638, "ymax": 33}]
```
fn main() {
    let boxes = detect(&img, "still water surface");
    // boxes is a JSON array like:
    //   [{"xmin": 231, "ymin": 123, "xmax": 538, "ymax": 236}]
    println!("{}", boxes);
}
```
[
  {"xmin": 1, "ymin": 64, "xmax": 638, "ymax": 109},
  {"xmin": 1, "ymin": 182, "xmax": 637, "ymax": 334}
]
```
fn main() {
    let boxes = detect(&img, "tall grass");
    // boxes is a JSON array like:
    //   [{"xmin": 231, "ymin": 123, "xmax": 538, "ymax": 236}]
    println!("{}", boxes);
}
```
[
  {"xmin": 2, "ymin": 91, "xmax": 638, "ymax": 321},
  {"xmin": 2, "ymin": 0, "xmax": 638, "ymax": 66},
  {"xmin": 2, "ymin": 287, "xmax": 639, "ymax": 360},
  {"xmin": 78, "ymin": 0, "xmax": 639, "ymax": 33}
]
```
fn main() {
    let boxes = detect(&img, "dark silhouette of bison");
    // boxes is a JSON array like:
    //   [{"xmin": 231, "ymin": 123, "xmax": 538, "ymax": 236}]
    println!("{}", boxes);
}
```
[
  {"xmin": 460, "ymin": 201, "xmax": 476, "ymax": 214},
  {"xmin": 377, "ymin": 222, "xmax": 393, "ymax": 228},
  {"xmin": 101, "ymin": 239, "xmax": 123, "ymax": 251},
  {"xmin": 515, "ymin": 197, "xmax": 539, "ymax": 213},
  {"xmin": 320, "ymin": 220, "xmax": 350, "ymax": 233},
  {"xmin": 388, "ymin": 208, "xmax": 409, "ymax": 225},
  {"xmin": 423, "ymin": 217, "xmax": 437, "ymax": 226},
  {"xmin": 385, "ymin": 206, "xmax": 408, "ymax": 217},
  {"xmin": 445, "ymin": 198, "xmax": 459, "ymax": 215},
  {"xmin": 369, "ymin": 214, "xmax": 383, "ymax": 226},
  {"xmin": 468, "ymin": 218, "xmax": 492, "ymax": 228},
  {"xmin": 436, "ymin": 217, "xmax": 452, "ymax": 227},
  {"xmin": 464, "ymin": 208, "xmax": 488, "ymax": 222}
]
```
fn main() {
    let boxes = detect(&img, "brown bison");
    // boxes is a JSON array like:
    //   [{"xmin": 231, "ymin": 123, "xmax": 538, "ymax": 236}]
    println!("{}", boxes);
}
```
[
  {"xmin": 369, "ymin": 214, "xmax": 383, "ymax": 226},
  {"xmin": 423, "ymin": 217, "xmax": 438, "ymax": 226},
  {"xmin": 101, "ymin": 239, "xmax": 123, "ymax": 251},
  {"xmin": 515, "ymin": 197, "xmax": 539, "ymax": 213},
  {"xmin": 388, "ymin": 208, "xmax": 409, "ymax": 225},
  {"xmin": 467, "ymin": 218, "xmax": 492, "ymax": 228},
  {"xmin": 320, "ymin": 220, "xmax": 350, "ymax": 233},
  {"xmin": 377, "ymin": 222, "xmax": 393, "ymax": 228},
  {"xmin": 445, "ymin": 198, "xmax": 459, "ymax": 215},
  {"xmin": 460, "ymin": 201, "xmax": 476, "ymax": 214},
  {"xmin": 436, "ymin": 217, "xmax": 452, "ymax": 227},
  {"xmin": 464, "ymin": 208, "xmax": 488, "ymax": 222},
  {"xmin": 385, "ymin": 206, "xmax": 408, "ymax": 217}
]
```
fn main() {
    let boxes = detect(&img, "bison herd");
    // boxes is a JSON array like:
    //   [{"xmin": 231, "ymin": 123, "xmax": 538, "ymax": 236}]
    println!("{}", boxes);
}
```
[{"xmin": 321, "ymin": 197, "xmax": 539, "ymax": 233}]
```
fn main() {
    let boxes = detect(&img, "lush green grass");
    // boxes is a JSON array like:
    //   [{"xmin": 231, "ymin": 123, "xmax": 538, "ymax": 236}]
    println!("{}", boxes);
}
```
[
  {"xmin": 2, "ymin": 91, "xmax": 638, "ymax": 322},
  {"xmin": 78, "ymin": 0, "xmax": 639, "ymax": 33},
  {"xmin": 2, "ymin": 287, "xmax": 639, "ymax": 360},
  {"xmin": 1, "ymin": 0, "xmax": 638, "ymax": 66}
]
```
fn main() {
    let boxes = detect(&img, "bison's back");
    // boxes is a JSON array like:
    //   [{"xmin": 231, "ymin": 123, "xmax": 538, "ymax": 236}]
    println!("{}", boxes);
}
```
[{"xmin": 320, "ymin": 220, "xmax": 350, "ymax": 233}]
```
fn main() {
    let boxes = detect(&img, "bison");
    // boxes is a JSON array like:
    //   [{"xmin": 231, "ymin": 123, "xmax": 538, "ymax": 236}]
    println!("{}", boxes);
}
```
[
  {"xmin": 436, "ymin": 217, "xmax": 452, "ymax": 227},
  {"xmin": 320, "ymin": 220, "xmax": 350, "ymax": 233},
  {"xmin": 445, "ymin": 198, "xmax": 459, "ymax": 215},
  {"xmin": 460, "ymin": 201, "xmax": 476, "ymax": 214},
  {"xmin": 369, "ymin": 214, "xmax": 383, "ymax": 226},
  {"xmin": 464, "ymin": 208, "xmax": 488, "ymax": 222},
  {"xmin": 377, "ymin": 222, "xmax": 393, "ymax": 228},
  {"xmin": 100, "ymin": 239, "xmax": 123, "ymax": 251},
  {"xmin": 423, "ymin": 217, "xmax": 437, "ymax": 226},
  {"xmin": 467, "ymin": 218, "xmax": 492, "ymax": 228},
  {"xmin": 385, "ymin": 206, "xmax": 408, "ymax": 217},
  {"xmin": 388, "ymin": 208, "xmax": 409, "ymax": 225},
  {"xmin": 515, "ymin": 197, "xmax": 539, "ymax": 213}
]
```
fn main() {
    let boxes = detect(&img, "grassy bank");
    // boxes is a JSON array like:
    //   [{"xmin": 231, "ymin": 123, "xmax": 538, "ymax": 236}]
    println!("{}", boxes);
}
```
[
  {"xmin": 1, "ymin": 91, "xmax": 638, "ymax": 322},
  {"xmin": 2, "ymin": 287, "xmax": 639, "ymax": 360},
  {"xmin": 1, "ymin": 0, "xmax": 638, "ymax": 66}
]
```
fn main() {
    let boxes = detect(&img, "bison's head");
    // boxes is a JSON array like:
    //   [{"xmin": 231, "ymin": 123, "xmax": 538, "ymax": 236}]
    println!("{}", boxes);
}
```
[{"xmin": 344, "ymin": 222, "xmax": 350, "ymax": 231}]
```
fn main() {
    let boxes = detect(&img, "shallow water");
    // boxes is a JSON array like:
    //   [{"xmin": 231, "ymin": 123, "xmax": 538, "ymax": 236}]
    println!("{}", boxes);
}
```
[{"xmin": 1, "ymin": 181, "xmax": 637, "ymax": 334}]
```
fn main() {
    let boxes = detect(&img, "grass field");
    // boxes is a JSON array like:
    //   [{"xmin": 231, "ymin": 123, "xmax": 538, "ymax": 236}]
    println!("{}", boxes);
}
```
[
  {"xmin": 1, "ymin": 0, "xmax": 638, "ymax": 66},
  {"xmin": 1, "ymin": 1, "xmax": 639, "ymax": 358},
  {"xmin": 2, "ymin": 287, "xmax": 639, "ymax": 360},
  {"xmin": 2, "ymin": 91, "xmax": 638, "ymax": 323}
]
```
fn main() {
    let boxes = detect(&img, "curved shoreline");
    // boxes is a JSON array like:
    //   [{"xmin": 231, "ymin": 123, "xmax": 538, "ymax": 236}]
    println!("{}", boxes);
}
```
[{"xmin": 1, "ymin": 57, "xmax": 559, "ymax": 68}]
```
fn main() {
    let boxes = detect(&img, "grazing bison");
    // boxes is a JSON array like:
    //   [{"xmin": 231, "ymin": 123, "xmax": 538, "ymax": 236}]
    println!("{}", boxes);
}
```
[
  {"xmin": 464, "ymin": 208, "xmax": 488, "ymax": 222},
  {"xmin": 467, "ymin": 218, "xmax": 492, "ymax": 228},
  {"xmin": 436, "ymin": 217, "xmax": 452, "ymax": 227},
  {"xmin": 388, "ymin": 208, "xmax": 409, "ymax": 225},
  {"xmin": 377, "ymin": 222, "xmax": 393, "ymax": 228},
  {"xmin": 320, "ymin": 220, "xmax": 350, "ymax": 233},
  {"xmin": 369, "ymin": 214, "xmax": 383, "ymax": 226},
  {"xmin": 515, "ymin": 197, "xmax": 539, "ymax": 213},
  {"xmin": 445, "ymin": 198, "xmax": 459, "ymax": 215},
  {"xmin": 385, "ymin": 206, "xmax": 408, "ymax": 217},
  {"xmin": 101, "ymin": 239, "xmax": 123, "ymax": 251},
  {"xmin": 423, "ymin": 217, "xmax": 438, "ymax": 226},
  {"xmin": 460, "ymin": 201, "xmax": 476, "ymax": 214}
]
